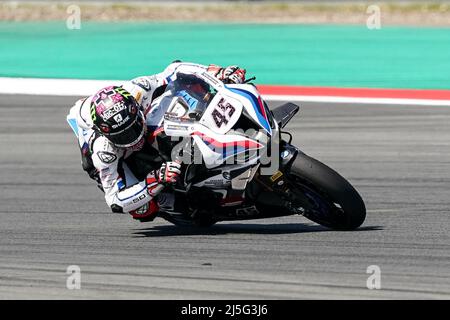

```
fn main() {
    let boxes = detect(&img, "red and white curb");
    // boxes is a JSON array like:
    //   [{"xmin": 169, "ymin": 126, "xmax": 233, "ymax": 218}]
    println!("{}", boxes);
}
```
[
  {"xmin": 258, "ymin": 85, "xmax": 450, "ymax": 106},
  {"xmin": 1, "ymin": 77, "xmax": 450, "ymax": 106}
]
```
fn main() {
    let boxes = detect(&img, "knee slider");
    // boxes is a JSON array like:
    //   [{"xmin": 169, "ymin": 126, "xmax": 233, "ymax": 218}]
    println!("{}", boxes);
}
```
[{"xmin": 111, "ymin": 204, "xmax": 124, "ymax": 214}]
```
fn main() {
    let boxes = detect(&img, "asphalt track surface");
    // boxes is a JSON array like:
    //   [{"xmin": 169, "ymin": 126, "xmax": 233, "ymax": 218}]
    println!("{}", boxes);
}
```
[{"xmin": 0, "ymin": 94, "xmax": 449, "ymax": 299}]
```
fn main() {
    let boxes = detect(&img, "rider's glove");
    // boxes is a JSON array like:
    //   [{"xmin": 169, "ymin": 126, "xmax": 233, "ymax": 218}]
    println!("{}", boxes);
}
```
[
  {"xmin": 222, "ymin": 65, "xmax": 246, "ymax": 84},
  {"xmin": 146, "ymin": 162, "xmax": 182, "ymax": 196},
  {"xmin": 207, "ymin": 64, "xmax": 246, "ymax": 84},
  {"xmin": 157, "ymin": 161, "xmax": 182, "ymax": 184}
]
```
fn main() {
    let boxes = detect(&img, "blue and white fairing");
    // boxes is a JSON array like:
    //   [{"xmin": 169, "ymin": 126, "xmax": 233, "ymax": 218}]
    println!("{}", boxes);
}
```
[
  {"xmin": 224, "ymin": 84, "xmax": 273, "ymax": 136},
  {"xmin": 161, "ymin": 71, "xmax": 278, "ymax": 169}
]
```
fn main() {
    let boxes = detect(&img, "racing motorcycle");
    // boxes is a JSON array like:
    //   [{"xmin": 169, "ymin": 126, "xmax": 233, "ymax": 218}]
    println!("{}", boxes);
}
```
[{"xmin": 69, "ymin": 71, "xmax": 366, "ymax": 230}]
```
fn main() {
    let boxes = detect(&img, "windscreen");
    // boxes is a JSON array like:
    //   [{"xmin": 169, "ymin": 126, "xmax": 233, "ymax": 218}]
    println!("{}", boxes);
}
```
[{"xmin": 163, "ymin": 73, "xmax": 217, "ymax": 121}]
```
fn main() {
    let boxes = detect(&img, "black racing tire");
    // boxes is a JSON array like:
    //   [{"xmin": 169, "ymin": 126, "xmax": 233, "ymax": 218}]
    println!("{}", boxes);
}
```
[{"xmin": 287, "ymin": 152, "xmax": 366, "ymax": 230}]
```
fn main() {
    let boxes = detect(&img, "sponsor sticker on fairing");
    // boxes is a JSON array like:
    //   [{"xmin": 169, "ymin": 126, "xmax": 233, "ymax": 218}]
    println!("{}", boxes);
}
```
[{"xmin": 201, "ymin": 71, "xmax": 221, "ymax": 86}]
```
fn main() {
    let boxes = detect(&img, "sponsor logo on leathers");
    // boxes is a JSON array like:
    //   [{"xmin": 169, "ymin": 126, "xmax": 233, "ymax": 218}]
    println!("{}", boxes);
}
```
[
  {"xmin": 132, "ymin": 78, "xmax": 152, "ymax": 91},
  {"xmin": 97, "ymin": 151, "xmax": 117, "ymax": 164}
]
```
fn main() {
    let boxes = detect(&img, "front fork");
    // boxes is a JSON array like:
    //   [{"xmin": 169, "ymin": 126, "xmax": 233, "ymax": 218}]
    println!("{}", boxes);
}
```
[
  {"xmin": 250, "ymin": 141, "xmax": 308, "ymax": 215},
  {"xmin": 253, "ymin": 140, "xmax": 299, "ymax": 190}
]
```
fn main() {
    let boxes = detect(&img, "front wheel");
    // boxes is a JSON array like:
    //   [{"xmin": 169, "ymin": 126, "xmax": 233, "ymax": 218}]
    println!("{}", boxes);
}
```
[{"xmin": 286, "ymin": 152, "xmax": 366, "ymax": 230}]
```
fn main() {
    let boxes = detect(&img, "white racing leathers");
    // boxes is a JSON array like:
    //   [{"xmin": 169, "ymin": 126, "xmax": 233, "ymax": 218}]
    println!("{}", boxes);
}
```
[{"xmin": 73, "ymin": 62, "xmax": 210, "ymax": 213}]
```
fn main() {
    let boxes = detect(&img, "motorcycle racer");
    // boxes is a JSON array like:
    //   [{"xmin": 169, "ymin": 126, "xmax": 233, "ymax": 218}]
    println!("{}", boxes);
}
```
[{"xmin": 71, "ymin": 61, "xmax": 246, "ymax": 222}]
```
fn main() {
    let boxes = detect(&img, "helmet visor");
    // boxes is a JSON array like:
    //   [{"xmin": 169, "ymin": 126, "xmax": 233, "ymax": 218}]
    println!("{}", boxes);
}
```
[{"xmin": 106, "ymin": 119, "xmax": 145, "ymax": 148}]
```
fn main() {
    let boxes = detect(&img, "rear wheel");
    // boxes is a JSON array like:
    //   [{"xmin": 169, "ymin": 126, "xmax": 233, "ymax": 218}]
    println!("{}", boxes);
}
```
[{"xmin": 287, "ymin": 152, "xmax": 366, "ymax": 230}]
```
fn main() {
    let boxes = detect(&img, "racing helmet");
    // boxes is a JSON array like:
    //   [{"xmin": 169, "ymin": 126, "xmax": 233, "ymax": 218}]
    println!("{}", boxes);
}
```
[{"xmin": 90, "ymin": 86, "xmax": 146, "ymax": 148}]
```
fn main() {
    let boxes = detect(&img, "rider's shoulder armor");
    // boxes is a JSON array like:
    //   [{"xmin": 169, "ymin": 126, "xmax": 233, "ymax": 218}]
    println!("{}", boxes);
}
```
[
  {"xmin": 76, "ymin": 96, "xmax": 94, "ymax": 130},
  {"xmin": 123, "ymin": 77, "xmax": 161, "ymax": 114},
  {"xmin": 90, "ymin": 135, "xmax": 122, "ymax": 169}
]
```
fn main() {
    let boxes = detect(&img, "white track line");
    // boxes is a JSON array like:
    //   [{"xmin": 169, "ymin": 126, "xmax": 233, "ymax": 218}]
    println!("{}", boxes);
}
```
[
  {"xmin": 0, "ymin": 77, "xmax": 125, "ymax": 96},
  {"xmin": 1, "ymin": 77, "xmax": 450, "ymax": 106}
]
